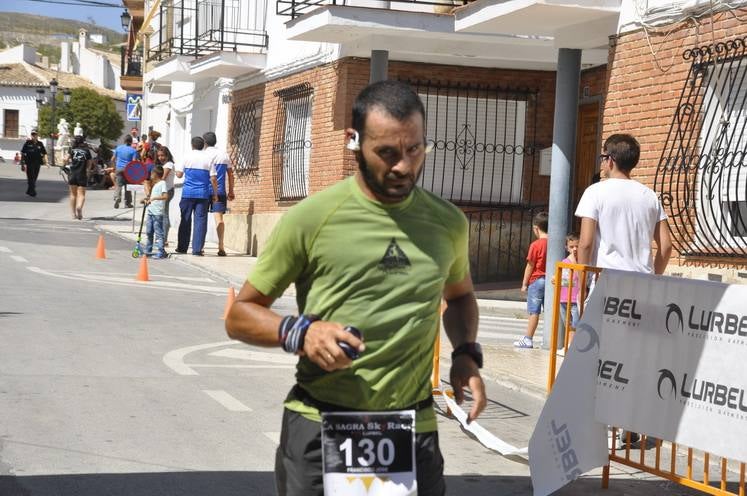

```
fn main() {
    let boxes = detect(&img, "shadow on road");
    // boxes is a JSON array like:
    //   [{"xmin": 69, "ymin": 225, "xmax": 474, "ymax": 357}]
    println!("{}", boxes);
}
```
[
  {"xmin": 0, "ymin": 472, "xmax": 709, "ymax": 496},
  {"xmin": 0, "ymin": 177, "xmax": 68, "ymax": 203}
]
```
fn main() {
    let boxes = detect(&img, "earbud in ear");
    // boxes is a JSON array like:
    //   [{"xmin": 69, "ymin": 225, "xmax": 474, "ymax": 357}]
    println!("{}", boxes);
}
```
[
  {"xmin": 346, "ymin": 130, "xmax": 361, "ymax": 151},
  {"xmin": 425, "ymin": 140, "xmax": 434, "ymax": 154}
]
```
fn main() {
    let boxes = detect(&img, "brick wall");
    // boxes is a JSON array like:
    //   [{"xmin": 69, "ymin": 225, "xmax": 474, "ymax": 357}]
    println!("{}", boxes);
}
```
[
  {"xmin": 230, "ymin": 58, "xmax": 560, "ymax": 216},
  {"xmin": 604, "ymin": 13, "xmax": 747, "ymax": 187},
  {"xmin": 580, "ymin": 64, "xmax": 608, "ymax": 100},
  {"xmin": 603, "ymin": 12, "xmax": 747, "ymax": 265},
  {"xmin": 229, "ymin": 62, "xmax": 347, "ymax": 215}
]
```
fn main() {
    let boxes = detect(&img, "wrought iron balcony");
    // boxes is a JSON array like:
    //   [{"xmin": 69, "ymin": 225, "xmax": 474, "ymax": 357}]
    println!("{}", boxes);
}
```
[
  {"xmin": 121, "ymin": 46, "xmax": 143, "ymax": 78},
  {"xmin": 276, "ymin": 0, "xmax": 472, "ymax": 19},
  {"xmin": 120, "ymin": 46, "xmax": 143, "ymax": 92},
  {"xmin": 148, "ymin": 0, "xmax": 269, "ymax": 63}
]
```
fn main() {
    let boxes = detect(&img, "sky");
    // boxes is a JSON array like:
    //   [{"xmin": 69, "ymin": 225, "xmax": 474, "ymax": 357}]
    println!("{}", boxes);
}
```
[{"xmin": 0, "ymin": 0, "xmax": 126, "ymax": 33}]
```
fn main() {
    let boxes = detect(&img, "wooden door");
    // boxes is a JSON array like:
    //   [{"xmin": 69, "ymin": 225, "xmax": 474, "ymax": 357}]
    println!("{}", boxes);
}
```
[
  {"xmin": 4, "ymin": 109, "xmax": 19, "ymax": 138},
  {"xmin": 573, "ymin": 103, "xmax": 600, "ymax": 208}
]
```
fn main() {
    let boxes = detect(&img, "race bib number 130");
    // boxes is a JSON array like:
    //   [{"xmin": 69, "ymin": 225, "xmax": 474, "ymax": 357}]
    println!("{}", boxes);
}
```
[{"xmin": 321, "ymin": 410, "xmax": 416, "ymax": 495}]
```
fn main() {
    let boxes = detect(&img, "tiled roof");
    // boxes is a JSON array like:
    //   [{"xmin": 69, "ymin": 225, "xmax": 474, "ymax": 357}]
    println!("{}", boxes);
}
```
[
  {"xmin": 24, "ymin": 63, "xmax": 125, "ymax": 101},
  {"xmin": 0, "ymin": 62, "xmax": 125, "ymax": 100},
  {"xmin": 0, "ymin": 64, "xmax": 46, "ymax": 87}
]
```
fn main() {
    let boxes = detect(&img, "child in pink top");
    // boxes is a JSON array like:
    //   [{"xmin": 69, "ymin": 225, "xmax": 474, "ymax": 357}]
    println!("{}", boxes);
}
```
[{"xmin": 559, "ymin": 233, "xmax": 580, "ymax": 329}]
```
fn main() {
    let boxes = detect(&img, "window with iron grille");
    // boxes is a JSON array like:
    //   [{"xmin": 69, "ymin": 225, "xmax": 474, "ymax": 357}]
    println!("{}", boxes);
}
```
[
  {"xmin": 230, "ymin": 100, "xmax": 262, "ymax": 176},
  {"xmin": 272, "ymin": 83, "xmax": 313, "ymax": 201},
  {"xmin": 410, "ymin": 81, "xmax": 531, "ymax": 206},
  {"xmin": 655, "ymin": 37, "xmax": 747, "ymax": 257}
]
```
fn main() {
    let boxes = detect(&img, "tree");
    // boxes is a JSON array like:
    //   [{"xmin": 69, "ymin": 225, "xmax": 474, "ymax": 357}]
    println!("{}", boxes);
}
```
[{"xmin": 38, "ymin": 87, "xmax": 123, "ymax": 144}]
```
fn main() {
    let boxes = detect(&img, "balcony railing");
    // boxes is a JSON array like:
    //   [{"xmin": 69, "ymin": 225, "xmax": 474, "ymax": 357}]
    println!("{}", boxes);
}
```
[
  {"xmin": 148, "ymin": 0, "xmax": 269, "ymax": 63},
  {"xmin": 121, "ymin": 46, "xmax": 143, "ymax": 77},
  {"xmin": 276, "ymin": 0, "xmax": 473, "ymax": 19}
]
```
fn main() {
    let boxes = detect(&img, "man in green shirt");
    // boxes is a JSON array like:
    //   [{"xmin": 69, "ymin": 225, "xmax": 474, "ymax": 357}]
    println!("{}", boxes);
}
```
[{"xmin": 226, "ymin": 80, "xmax": 486, "ymax": 496}]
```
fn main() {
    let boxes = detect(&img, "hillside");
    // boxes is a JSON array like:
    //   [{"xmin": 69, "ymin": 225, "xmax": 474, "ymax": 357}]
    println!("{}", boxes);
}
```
[{"xmin": 0, "ymin": 12, "xmax": 124, "ymax": 63}]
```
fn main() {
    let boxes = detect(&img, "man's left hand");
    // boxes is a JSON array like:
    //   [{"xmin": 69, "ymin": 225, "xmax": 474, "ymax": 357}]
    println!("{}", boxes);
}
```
[
  {"xmin": 228, "ymin": 192, "xmax": 235, "ymax": 201},
  {"xmin": 450, "ymin": 354, "xmax": 487, "ymax": 423}
]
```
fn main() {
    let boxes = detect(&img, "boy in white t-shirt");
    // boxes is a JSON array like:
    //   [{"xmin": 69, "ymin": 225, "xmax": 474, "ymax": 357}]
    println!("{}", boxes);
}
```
[
  {"xmin": 144, "ymin": 166, "xmax": 169, "ymax": 259},
  {"xmin": 575, "ymin": 133, "xmax": 672, "ymax": 275}
]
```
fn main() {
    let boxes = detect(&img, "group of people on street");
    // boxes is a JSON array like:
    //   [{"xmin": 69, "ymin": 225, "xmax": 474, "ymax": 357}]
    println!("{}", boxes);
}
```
[
  {"xmin": 18, "ymin": 79, "xmax": 673, "ymax": 495},
  {"xmin": 173, "ymin": 132, "xmax": 234, "ymax": 257},
  {"xmin": 122, "ymin": 129, "xmax": 233, "ymax": 259},
  {"xmin": 17, "ymin": 125, "xmax": 234, "ymax": 258}
]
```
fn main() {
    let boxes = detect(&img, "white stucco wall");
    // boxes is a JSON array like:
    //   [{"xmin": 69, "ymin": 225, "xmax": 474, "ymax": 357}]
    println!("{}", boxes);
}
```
[
  {"xmin": 67, "ymin": 33, "xmax": 122, "ymax": 92},
  {"xmin": 0, "ymin": 45, "xmax": 37, "ymax": 65},
  {"xmin": 0, "ymin": 86, "xmax": 41, "ymax": 159},
  {"xmin": 264, "ymin": 7, "xmax": 339, "ymax": 74},
  {"xmin": 619, "ymin": 0, "xmax": 747, "ymax": 33}
]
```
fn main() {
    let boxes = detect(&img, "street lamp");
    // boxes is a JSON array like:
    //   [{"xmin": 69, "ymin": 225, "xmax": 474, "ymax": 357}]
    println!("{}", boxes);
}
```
[
  {"xmin": 34, "ymin": 80, "xmax": 70, "ymax": 167},
  {"xmin": 49, "ymin": 78, "xmax": 59, "ymax": 167},
  {"xmin": 120, "ymin": 9, "xmax": 131, "ymax": 32}
]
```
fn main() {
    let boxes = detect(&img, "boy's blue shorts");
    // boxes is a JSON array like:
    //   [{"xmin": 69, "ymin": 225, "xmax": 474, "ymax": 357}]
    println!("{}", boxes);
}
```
[{"xmin": 527, "ymin": 277, "xmax": 545, "ymax": 315}]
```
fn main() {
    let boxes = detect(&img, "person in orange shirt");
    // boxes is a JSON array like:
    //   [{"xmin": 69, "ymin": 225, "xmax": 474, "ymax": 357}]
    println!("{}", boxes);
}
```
[{"xmin": 514, "ymin": 211, "xmax": 548, "ymax": 349}]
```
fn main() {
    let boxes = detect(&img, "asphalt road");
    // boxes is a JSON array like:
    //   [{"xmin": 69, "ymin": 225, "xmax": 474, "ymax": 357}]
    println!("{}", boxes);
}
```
[
  {"xmin": 0, "ymin": 165, "xmax": 549, "ymax": 495},
  {"xmin": 1, "ymin": 165, "xmax": 703, "ymax": 496}
]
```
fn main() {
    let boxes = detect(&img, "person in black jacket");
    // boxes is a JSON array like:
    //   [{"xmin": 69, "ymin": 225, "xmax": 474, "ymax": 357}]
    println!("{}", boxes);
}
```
[{"xmin": 20, "ymin": 129, "xmax": 48, "ymax": 197}]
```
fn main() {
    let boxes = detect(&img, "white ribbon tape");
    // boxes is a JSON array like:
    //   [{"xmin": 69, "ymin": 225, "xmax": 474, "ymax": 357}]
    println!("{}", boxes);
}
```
[{"xmin": 440, "ymin": 386, "xmax": 529, "ymax": 461}]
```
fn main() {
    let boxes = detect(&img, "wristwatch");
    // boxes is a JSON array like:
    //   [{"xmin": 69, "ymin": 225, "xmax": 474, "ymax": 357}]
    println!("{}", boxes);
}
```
[{"xmin": 451, "ymin": 342, "xmax": 483, "ymax": 369}]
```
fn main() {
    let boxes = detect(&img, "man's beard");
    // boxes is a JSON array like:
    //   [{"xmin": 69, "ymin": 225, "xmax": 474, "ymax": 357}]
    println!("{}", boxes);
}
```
[{"xmin": 357, "ymin": 153, "xmax": 421, "ymax": 202}]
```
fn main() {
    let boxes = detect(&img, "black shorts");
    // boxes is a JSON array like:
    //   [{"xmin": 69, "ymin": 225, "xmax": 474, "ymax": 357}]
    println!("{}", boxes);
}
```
[
  {"xmin": 275, "ymin": 408, "xmax": 445, "ymax": 496},
  {"xmin": 68, "ymin": 166, "xmax": 88, "ymax": 187}
]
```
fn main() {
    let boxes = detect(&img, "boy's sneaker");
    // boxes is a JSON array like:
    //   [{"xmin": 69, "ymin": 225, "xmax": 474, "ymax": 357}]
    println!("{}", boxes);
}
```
[{"xmin": 513, "ymin": 336, "xmax": 534, "ymax": 349}]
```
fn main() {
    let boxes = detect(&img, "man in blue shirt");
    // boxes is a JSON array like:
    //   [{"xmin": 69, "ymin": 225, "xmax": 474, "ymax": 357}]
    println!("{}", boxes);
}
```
[
  {"xmin": 202, "ymin": 132, "xmax": 235, "ymax": 256},
  {"xmin": 175, "ymin": 136, "xmax": 218, "ymax": 256},
  {"xmin": 111, "ymin": 135, "xmax": 139, "ymax": 208}
]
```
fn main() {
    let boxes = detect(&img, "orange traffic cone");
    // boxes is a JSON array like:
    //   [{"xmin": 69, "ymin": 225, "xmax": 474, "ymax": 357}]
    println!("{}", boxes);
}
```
[
  {"xmin": 222, "ymin": 286, "xmax": 236, "ymax": 320},
  {"xmin": 95, "ymin": 234, "xmax": 106, "ymax": 259},
  {"xmin": 135, "ymin": 255, "xmax": 150, "ymax": 282}
]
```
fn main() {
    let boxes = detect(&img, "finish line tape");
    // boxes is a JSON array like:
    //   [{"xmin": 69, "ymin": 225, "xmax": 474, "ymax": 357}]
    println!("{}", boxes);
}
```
[{"xmin": 440, "ymin": 386, "xmax": 529, "ymax": 462}]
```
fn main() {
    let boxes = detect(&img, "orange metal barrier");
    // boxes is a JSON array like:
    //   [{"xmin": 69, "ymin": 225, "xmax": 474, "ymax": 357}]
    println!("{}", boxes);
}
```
[
  {"xmin": 546, "ymin": 262, "xmax": 747, "ymax": 496},
  {"xmin": 546, "ymin": 262, "xmax": 601, "ymax": 391}
]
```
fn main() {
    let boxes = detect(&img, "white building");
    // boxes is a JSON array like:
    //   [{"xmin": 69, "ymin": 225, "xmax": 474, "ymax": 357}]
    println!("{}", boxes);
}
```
[
  {"xmin": 136, "ymin": 0, "xmax": 618, "ymax": 270},
  {"xmin": 59, "ymin": 29, "xmax": 122, "ymax": 93},
  {"xmin": 0, "ymin": 43, "xmax": 127, "ymax": 161}
]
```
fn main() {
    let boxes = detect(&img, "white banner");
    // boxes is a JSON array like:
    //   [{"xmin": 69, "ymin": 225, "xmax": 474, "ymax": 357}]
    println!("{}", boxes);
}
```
[
  {"xmin": 528, "ymin": 277, "xmax": 609, "ymax": 496},
  {"xmin": 594, "ymin": 270, "xmax": 747, "ymax": 463},
  {"xmin": 529, "ymin": 270, "xmax": 747, "ymax": 496}
]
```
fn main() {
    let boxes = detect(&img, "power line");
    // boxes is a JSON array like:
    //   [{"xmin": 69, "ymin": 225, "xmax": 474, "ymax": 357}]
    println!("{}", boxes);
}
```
[{"xmin": 14, "ymin": 0, "xmax": 123, "ymax": 8}]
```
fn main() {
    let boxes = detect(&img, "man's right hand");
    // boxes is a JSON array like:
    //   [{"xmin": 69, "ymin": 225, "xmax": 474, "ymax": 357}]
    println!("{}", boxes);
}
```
[{"xmin": 302, "ymin": 321, "xmax": 365, "ymax": 372}]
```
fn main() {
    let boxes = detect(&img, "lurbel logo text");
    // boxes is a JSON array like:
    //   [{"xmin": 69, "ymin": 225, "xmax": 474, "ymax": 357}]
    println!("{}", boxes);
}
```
[
  {"xmin": 656, "ymin": 369, "xmax": 747, "ymax": 420},
  {"xmin": 665, "ymin": 302, "xmax": 747, "ymax": 345},
  {"xmin": 603, "ymin": 297, "xmax": 641, "ymax": 326},
  {"xmin": 597, "ymin": 359, "xmax": 629, "ymax": 391},
  {"xmin": 548, "ymin": 420, "xmax": 582, "ymax": 483}
]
